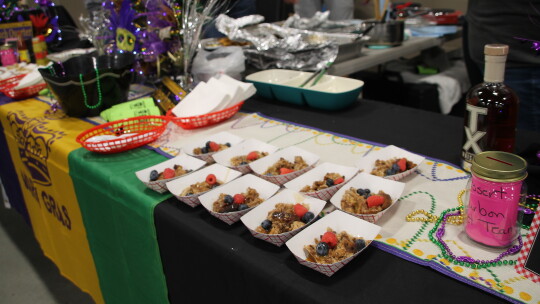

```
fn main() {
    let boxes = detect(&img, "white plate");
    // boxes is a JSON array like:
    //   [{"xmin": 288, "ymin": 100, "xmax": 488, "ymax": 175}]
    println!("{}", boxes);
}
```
[
  {"xmin": 182, "ymin": 131, "xmax": 244, "ymax": 163},
  {"xmin": 212, "ymin": 138, "xmax": 279, "ymax": 174},
  {"xmin": 240, "ymin": 189, "xmax": 326, "ymax": 247},
  {"xmin": 135, "ymin": 153, "xmax": 206, "ymax": 193},
  {"xmin": 284, "ymin": 162, "xmax": 359, "ymax": 201},
  {"xmin": 248, "ymin": 146, "xmax": 320, "ymax": 186},
  {"xmin": 329, "ymin": 172, "xmax": 405, "ymax": 223},
  {"xmin": 285, "ymin": 210, "xmax": 381, "ymax": 277},
  {"xmin": 198, "ymin": 174, "xmax": 280, "ymax": 225},
  {"xmin": 165, "ymin": 163, "xmax": 242, "ymax": 207},
  {"xmin": 172, "ymin": 82, "xmax": 227, "ymax": 117},
  {"xmin": 355, "ymin": 145, "xmax": 425, "ymax": 181}
]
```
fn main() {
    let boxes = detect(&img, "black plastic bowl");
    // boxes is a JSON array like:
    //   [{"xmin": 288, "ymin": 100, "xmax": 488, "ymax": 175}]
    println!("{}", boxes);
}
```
[{"xmin": 39, "ymin": 52, "xmax": 134, "ymax": 117}]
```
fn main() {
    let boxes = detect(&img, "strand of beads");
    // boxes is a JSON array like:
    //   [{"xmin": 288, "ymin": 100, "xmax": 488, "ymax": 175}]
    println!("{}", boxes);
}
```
[
  {"xmin": 405, "ymin": 190, "xmax": 465, "ymax": 225},
  {"xmin": 47, "ymin": 66, "xmax": 56, "ymax": 76},
  {"xmin": 521, "ymin": 194, "xmax": 539, "ymax": 213},
  {"xmin": 431, "ymin": 209, "xmax": 522, "ymax": 269},
  {"xmin": 79, "ymin": 68, "xmax": 103, "ymax": 109},
  {"xmin": 425, "ymin": 190, "xmax": 522, "ymax": 268},
  {"xmin": 519, "ymin": 194, "xmax": 539, "ymax": 229}
]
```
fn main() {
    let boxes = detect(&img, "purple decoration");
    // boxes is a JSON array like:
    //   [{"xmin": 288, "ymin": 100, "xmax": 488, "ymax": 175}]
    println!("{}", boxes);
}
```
[
  {"xmin": 45, "ymin": 15, "xmax": 59, "ymax": 43},
  {"xmin": 515, "ymin": 37, "xmax": 540, "ymax": 54},
  {"xmin": 435, "ymin": 211, "xmax": 523, "ymax": 265},
  {"xmin": 34, "ymin": 0, "xmax": 54, "ymax": 7},
  {"xmin": 109, "ymin": 0, "xmax": 138, "ymax": 35}
]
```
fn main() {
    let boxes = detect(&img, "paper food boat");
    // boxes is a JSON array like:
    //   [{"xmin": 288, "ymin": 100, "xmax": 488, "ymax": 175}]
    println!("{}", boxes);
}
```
[
  {"xmin": 240, "ymin": 189, "xmax": 326, "ymax": 247},
  {"xmin": 285, "ymin": 210, "xmax": 381, "ymax": 277},
  {"xmin": 183, "ymin": 131, "xmax": 244, "ymax": 163},
  {"xmin": 284, "ymin": 162, "xmax": 359, "ymax": 201},
  {"xmin": 212, "ymin": 138, "xmax": 279, "ymax": 174},
  {"xmin": 135, "ymin": 153, "xmax": 206, "ymax": 193},
  {"xmin": 198, "ymin": 174, "xmax": 280, "ymax": 225},
  {"xmin": 248, "ymin": 146, "xmax": 319, "ymax": 186},
  {"xmin": 355, "ymin": 145, "xmax": 425, "ymax": 181},
  {"xmin": 165, "ymin": 163, "xmax": 242, "ymax": 207},
  {"xmin": 329, "ymin": 172, "xmax": 405, "ymax": 223}
]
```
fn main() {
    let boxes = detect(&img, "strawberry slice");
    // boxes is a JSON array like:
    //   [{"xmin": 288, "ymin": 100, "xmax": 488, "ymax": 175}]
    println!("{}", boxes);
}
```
[
  {"xmin": 294, "ymin": 203, "xmax": 308, "ymax": 218},
  {"xmin": 247, "ymin": 151, "xmax": 259, "ymax": 161},
  {"xmin": 233, "ymin": 194, "xmax": 245, "ymax": 204},
  {"xmin": 206, "ymin": 174, "xmax": 217, "ymax": 185},
  {"xmin": 367, "ymin": 195, "xmax": 385, "ymax": 207},
  {"xmin": 163, "ymin": 168, "xmax": 175, "ymax": 179},
  {"xmin": 321, "ymin": 231, "xmax": 338, "ymax": 249},
  {"xmin": 397, "ymin": 158, "xmax": 407, "ymax": 172},
  {"xmin": 334, "ymin": 177, "xmax": 344, "ymax": 185},
  {"xmin": 280, "ymin": 168, "xmax": 295, "ymax": 175},
  {"xmin": 209, "ymin": 141, "xmax": 220, "ymax": 152}
]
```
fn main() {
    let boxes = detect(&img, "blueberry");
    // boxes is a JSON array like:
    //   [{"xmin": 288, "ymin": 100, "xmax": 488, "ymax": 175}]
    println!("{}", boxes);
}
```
[
  {"xmin": 356, "ymin": 188, "xmax": 365, "ymax": 195},
  {"xmin": 205, "ymin": 141, "xmax": 211, "ymax": 149},
  {"xmin": 301, "ymin": 211, "xmax": 314, "ymax": 223},
  {"xmin": 238, "ymin": 204, "xmax": 249, "ymax": 211},
  {"xmin": 225, "ymin": 142, "xmax": 231, "ymax": 147},
  {"xmin": 385, "ymin": 169, "xmax": 393, "ymax": 176},
  {"xmin": 240, "ymin": 161, "xmax": 248, "ymax": 165},
  {"xmin": 261, "ymin": 219, "xmax": 272, "ymax": 231},
  {"xmin": 325, "ymin": 178, "xmax": 334, "ymax": 187},
  {"xmin": 364, "ymin": 189, "xmax": 370, "ymax": 195},
  {"xmin": 149, "ymin": 170, "xmax": 159, "ymax": 181},
  {"xmin": 224, "ymin": 195, "xmax": 233, "ymax": 205},
  {"xmin": 316, "ymin": 242, "xmax": 329, "ymax": 256},
  {"xmin": 201, "ymin": 147, "xmax": 208, "ymax": 154},
  {"xmin": 392, "ymin": 163, "xmax": 400, "ymax": 172},
  {"xmin": 355, "ymin": 239, "xmax": 366, "ymax": 252}
]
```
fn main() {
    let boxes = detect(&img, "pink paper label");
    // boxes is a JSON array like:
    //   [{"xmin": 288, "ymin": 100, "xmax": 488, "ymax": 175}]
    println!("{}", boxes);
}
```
[{"xmin": 465, "ymin": 176, "xmax": 522, "ymax": 247}]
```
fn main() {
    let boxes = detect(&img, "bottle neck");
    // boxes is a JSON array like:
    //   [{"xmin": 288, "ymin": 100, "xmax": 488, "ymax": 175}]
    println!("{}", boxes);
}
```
[{"xmin": 484, "ymin": 55, "xmax": 507, "ymax": 83}]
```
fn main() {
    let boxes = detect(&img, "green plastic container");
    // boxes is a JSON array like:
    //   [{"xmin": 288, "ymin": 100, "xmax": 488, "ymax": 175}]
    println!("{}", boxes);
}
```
[{"xmin": 246, "ymin": 69, "xmax": 364, "ymax": 110}]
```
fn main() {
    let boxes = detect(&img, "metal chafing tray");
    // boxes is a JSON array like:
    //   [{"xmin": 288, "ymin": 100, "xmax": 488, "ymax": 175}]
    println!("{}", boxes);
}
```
[{"xmin": 305, "ymin": 31, "xmax": 368, "ymax": 63}]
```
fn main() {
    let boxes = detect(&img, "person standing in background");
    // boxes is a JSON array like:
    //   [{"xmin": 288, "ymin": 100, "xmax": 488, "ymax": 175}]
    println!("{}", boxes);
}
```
[
  {"xmin": 466, "ymin": 0, "xmax": 540, "ymax": 132},
  {"xmin": 284, "ymin": 0, "xmax": 355, "ymax": 20}
]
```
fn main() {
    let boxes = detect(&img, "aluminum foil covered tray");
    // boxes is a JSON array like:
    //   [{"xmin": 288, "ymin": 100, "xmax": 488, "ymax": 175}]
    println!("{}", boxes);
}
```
[{"xmin": 215, "ymin": 14, "xmax": 368, "ymax": 71}]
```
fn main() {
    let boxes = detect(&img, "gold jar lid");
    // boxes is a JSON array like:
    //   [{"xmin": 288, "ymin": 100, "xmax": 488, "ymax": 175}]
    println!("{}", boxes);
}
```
[{"xmin": 471, "ymin": 151, "xmax": 527, "ymax": 182}]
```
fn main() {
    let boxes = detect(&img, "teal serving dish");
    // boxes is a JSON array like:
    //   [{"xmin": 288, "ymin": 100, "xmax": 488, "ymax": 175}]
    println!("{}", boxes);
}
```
[{"xmin": 246, "ymin": 69, "xmax": 364, "ymax": 110}]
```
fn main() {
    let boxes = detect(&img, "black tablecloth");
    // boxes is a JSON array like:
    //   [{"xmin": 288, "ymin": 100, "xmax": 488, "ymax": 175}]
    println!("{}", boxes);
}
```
[{"xmin": 155, "ymin": 98, "xmax": 539, "ymax": 304}]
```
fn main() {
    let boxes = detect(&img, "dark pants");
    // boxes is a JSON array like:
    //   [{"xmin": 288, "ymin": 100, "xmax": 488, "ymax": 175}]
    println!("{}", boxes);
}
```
[{"xmin": 506, "ymin": 67, "xmax": 540, "ymax": 132}]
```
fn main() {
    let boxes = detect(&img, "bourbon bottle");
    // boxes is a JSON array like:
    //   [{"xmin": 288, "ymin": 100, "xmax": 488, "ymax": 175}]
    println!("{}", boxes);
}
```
[{"xmin": 461, "ymin": 44, "xmax": 519, "ymax": 171}]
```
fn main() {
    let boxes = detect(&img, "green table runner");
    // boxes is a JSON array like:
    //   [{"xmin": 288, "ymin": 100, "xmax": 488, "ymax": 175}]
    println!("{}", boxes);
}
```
[{"xmin": 69, "ymin": 148, "xmax": 170, "ymax": 304}]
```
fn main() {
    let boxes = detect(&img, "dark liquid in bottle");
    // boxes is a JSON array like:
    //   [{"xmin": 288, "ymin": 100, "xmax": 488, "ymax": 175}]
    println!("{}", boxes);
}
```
[{"xmin": 461, "ymin": 82, "xmax": 519, "ymax": 168}]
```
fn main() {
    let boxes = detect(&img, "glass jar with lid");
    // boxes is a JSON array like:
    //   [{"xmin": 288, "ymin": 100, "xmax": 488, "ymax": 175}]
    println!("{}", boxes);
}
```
[{"xmin": 464, "ymin": 151, "xmax": 527, "ymax": 248}]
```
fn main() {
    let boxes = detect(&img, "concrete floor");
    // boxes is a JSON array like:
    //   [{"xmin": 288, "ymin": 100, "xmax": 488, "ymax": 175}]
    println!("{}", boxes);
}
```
[{"xmin": 0, "ymin": 191, "xmax": 95, "ymax": 304}]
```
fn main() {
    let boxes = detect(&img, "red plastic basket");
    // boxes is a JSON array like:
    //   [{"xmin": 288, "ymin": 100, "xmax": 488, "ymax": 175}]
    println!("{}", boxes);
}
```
[
  {"xmin": 0, "ymin": 74, "xmax": 48, "ymax": 99},
  {"xmin": 166, "ymin": 101, "xmax": 244, "ymax": 130},
  {"xmin": 76, "ymin": 116, "xmax": 170, "ymax": 154}
]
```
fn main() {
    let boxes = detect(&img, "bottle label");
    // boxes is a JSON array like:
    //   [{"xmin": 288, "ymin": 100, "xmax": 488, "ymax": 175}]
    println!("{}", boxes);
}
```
[
  {"xmin": 465, "ymin": 176, "xmax": 522, "ymax": 247},
  {"xmin": 462, "ymin": 104, "xmax": 488, "ymax": 163}
]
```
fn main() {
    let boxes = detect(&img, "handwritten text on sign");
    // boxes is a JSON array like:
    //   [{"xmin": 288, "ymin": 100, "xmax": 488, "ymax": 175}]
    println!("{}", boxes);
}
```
[{"xmin": 465, "ymin": 177, "xmax": 522, "ymax": 247}]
